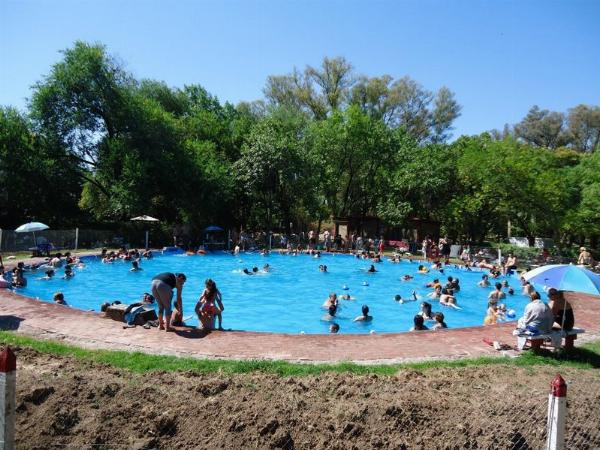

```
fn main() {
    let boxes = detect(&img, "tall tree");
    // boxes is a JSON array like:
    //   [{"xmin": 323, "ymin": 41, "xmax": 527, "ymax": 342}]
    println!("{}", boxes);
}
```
[
  {"xmin": 350, "ymin": 75, "xmax": 460, "ymax": 143},
  {"xmin": 513, "ymin": 106, "xmax": 567, "ymax": 149},
  {"xmin": 566, "ymin": 104, "xmax": 600, "ymax": 152}
]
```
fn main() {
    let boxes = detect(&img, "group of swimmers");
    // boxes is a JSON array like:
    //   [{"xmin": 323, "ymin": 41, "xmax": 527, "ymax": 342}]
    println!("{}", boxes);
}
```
[
  {"xmin": 321, "ymin": 292, "xmax": 373, "ymax": 333},
  {"xmin": 102, "ymin": 247, "xmax": 153, "ymax": 264},
  {"xmin": 0, "ymin": 253, "xmax": 86, "ymax": 305}
]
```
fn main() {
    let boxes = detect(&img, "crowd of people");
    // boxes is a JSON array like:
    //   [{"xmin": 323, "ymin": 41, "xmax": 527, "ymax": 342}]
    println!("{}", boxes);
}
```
[{"xmin": 0, "ymin": 233, "xmax": 588, "ymax": 339}]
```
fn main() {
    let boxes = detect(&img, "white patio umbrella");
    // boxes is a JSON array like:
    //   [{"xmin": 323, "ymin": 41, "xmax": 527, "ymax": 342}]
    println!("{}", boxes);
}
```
[
  {"xmin": 131, "ymin": 216, "xmax": 159, "ymax": 249},
  {"xmin": 15, "ymin": 222, "xmax": 49, "ymax": 249}
]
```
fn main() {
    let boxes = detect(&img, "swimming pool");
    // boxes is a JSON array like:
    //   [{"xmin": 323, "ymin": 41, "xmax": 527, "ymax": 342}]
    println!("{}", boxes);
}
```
[{"xmin": 19, "ymin": 252, "xmax": 532, "ymax": 334}]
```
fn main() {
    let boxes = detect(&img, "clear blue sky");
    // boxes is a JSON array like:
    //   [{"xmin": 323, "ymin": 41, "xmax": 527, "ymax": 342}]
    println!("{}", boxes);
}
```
[{"xmin": 1, "ymin": 0, "xmax": 599, "ymax": 137}]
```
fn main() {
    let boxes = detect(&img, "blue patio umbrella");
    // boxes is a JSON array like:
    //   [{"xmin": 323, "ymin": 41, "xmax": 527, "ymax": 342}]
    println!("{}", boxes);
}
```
[
  {"xmin": 523, "ymin": 264, "xmax": 600, "ymax": 296},
  {"xmin": 204, "ymin": 225, "xmax": 223, "ymax": 232}
]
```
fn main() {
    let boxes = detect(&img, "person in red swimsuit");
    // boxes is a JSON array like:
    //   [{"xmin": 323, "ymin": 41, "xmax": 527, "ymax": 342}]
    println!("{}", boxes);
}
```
[{"xmin": 195, "ymin": 278, "xmax": 223, "ymax": 330}]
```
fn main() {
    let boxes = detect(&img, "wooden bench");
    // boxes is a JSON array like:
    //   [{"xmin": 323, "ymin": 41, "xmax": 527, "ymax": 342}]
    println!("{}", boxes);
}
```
[{"xmin": 515, "ymin": 328, "xmax": 585, "ymax": 351}]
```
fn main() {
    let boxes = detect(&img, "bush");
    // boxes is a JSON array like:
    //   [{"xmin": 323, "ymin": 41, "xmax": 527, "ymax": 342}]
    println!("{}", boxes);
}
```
[{"xmin": 493, "ymin": 243, "xmax": 540, "ymax": 261}]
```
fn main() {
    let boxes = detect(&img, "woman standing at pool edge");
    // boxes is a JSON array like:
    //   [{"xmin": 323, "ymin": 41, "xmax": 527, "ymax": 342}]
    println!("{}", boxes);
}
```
[{"xmin": 151, "ymin": 272, "xmax": 186, "ymax": 332}]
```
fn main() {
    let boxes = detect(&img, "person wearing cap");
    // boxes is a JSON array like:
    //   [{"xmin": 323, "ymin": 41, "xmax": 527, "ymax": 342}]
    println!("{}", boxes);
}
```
[
  {"xmin": 577, "ymin": 247, "xmax": 592, "ymax": 265},
  {"xmin": 151, "ymin": 272, "xmax": 186, "ymax": 332}
]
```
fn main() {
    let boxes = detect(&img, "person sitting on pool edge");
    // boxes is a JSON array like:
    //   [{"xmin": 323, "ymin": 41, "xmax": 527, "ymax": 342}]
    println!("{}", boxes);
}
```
[
  {"xmin": 353, "ymin": 305, "xmax": 373, "ymax": 322},
  {"xmin": 151, "ymin": 272, "xmax": 186, "ymax": 332}
]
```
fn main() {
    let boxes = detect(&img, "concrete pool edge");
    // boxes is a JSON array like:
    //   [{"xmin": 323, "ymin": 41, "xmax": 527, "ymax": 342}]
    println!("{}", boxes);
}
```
[{"xmin": 1, "ymin": 285, "xmax": 599, "ymax": 364}]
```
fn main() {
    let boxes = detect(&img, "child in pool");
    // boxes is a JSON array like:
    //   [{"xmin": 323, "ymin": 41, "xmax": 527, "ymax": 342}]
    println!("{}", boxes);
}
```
[{"xmin": 432, "ymin": 312, "xmax": 447, "ymax": 330}]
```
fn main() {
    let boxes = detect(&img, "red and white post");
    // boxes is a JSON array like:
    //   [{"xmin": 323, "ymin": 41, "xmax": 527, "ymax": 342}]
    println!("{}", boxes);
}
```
[
  {"xmin": 0, "ymin": 347, "xmax": 16, "ymax": 450},
  {"xmin": 546, "ymin": 374, "xmax": 567, "ymax": 450}
]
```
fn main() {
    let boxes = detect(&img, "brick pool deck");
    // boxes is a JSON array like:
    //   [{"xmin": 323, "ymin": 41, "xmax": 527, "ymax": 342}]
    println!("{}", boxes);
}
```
[
  {"xmin": 1, "ymin": 290, "xmax": 599, "ymax": 363},
  {"xmin": 1, "ymin": 256, "xmax": 599, "ymax": 363}
]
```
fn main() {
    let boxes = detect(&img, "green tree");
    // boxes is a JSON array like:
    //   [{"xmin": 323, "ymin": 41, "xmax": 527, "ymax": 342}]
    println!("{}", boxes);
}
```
[
  {"xmin": 0, "ymin": 107, "xmax": 82, "ymax": 228},
  {"xmin": 307, "ymin": 106, "xmax": 399, "ymax": 226},
  {"xmin": 233, "ymin": 108, "xmax": 313, "ymax": 231}
]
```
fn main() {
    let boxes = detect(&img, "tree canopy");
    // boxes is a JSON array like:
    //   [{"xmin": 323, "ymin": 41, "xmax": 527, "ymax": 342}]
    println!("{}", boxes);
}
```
[{"xmin": 0, "ymin": 41, "xmax": 598, "ymax": 249}]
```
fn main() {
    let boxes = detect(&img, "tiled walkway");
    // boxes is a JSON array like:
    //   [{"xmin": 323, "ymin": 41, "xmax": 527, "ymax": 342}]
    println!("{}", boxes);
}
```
[{"xmin": 1, "ymin": 288, "xmax": 598, "ymax": 363}]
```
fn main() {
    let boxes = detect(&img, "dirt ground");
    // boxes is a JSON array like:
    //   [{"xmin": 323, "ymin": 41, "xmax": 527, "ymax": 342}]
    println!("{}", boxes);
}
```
[{"xmin": 12, "ymin": 347, "xmax": 600, "ymax": 450}]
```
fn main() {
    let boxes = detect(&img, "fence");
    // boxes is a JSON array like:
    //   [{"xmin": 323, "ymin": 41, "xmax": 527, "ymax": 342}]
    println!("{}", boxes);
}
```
[{"xmin": 0, "ymin": 229, "xmax": 172, "ymax": 254}]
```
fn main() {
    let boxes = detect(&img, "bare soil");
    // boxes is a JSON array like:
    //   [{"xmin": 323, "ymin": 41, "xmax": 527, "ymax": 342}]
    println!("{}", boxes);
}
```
[{"xmin": 13, "ymin": 347, "xmax": 600, "ymax": 449}]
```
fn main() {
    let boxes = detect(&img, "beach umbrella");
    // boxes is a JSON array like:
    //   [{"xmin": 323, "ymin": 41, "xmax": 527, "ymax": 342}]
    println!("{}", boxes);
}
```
[
  {"xmin": 15, "ymin": 222, "xmax": 49, "ymax": 248},
  {"xmin": 204, "ymin": 225, "xmax": 223, "ymax": 232},
  {"xmin": 131, "ymin": 216, "xmax": 159, "ymax": 249},
  {"xmin": 523, "ymin": 264, "xmax": 600, "ymax": 296}
]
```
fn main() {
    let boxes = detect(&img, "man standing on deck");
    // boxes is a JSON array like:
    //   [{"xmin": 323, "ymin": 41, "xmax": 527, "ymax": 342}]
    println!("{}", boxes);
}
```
[{"xmin": 151, "ymin": 272, "xmax": 186, "ymax": 332}]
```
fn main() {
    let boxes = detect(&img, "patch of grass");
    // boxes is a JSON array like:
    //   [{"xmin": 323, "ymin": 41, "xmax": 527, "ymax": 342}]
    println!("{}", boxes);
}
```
[{"xmin": 1, "ymin": 331, "xmax": 599, "ymax": 376}]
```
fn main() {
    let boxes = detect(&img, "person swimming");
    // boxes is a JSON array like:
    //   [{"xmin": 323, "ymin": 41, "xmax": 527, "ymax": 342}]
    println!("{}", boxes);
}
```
[
  {"xmin": 353, "ymin": 304, "xmax": 373, "ymax": 322},
  {"xmin": 243, "ymin": 268, "xmax": 253, "ymax": 275},
  {"xmin": 323, "ymin": 293, "xmax": 338, "ymax": 308},
  {"xmin": 40, "ymin": 269, "xmax": 55, "ymax": 280},
  {"xmin": 367, "ymin": 265, "xmax": 376, "ymax": 273},
  {"xmin": 63, "ymin": 265, "xmax": 74, "ymax": 279},
  {"xmin": 322, "ymin": 304, "xmax": 337, "ymax": 321},
  {"xmin": 418, "ymin": 265, "xmax": 429, "ymax": 273},
  {"xmin": 130, "ymin": 260, "xmax": 142, "ymax": 272},
  {"xmin": 478, "ymin": 274, "xmax": 490, "ymax": 287},
  {"xmin": 402, "ymin": 274, "xmax": 414, "ymax": 281}
]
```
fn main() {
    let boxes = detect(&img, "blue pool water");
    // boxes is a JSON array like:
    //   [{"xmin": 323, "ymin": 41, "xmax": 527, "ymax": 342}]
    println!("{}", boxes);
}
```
[{"xmin": 19, "ymin": 253, "xmax": 531, "ymax": 334}]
